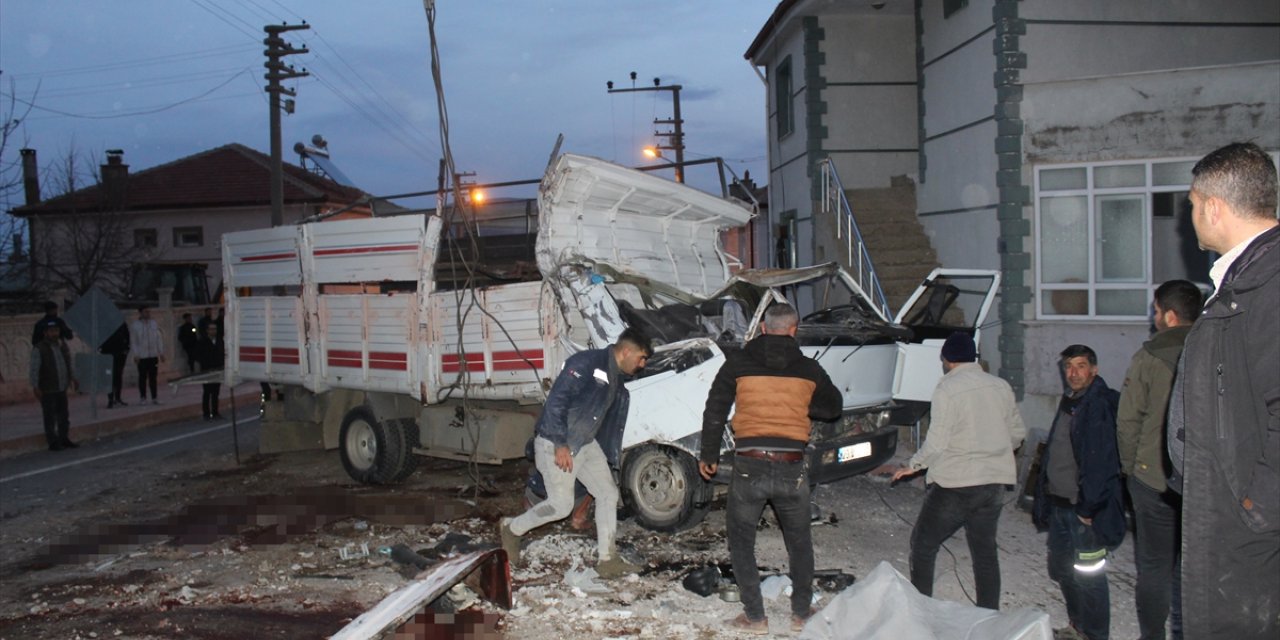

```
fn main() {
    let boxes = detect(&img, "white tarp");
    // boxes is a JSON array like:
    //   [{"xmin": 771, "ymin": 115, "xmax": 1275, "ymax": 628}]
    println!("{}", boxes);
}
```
[{"xmin": 799, "ymin": 562, "xmax": 1051, "ymax": 640}]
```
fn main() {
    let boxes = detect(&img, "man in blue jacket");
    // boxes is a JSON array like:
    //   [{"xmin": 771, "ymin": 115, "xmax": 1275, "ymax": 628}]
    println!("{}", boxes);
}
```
[
  {"xmin": 500, "ymin": 328, "xmax": 652, "ymax": 578},
  {"xmin": 1033, "ymin": 344, "xmax": 1123, "ymax": 640}
]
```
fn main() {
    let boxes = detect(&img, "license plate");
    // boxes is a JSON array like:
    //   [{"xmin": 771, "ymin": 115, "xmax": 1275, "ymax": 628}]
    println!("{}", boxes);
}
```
[{"xmin": 837, "ymin": 442, "xmax": 872, "ymax": 463}]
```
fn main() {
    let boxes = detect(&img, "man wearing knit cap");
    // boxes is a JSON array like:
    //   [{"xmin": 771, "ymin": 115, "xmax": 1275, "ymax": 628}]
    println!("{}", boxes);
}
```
[{"xmin": 892, "ymin": 331, "xmax": 1025, "ymax": 609}]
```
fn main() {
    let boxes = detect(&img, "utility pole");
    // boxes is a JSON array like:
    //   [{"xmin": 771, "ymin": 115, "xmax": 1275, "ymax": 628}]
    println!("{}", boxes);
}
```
[
  {"xmin": 263, "ymin": 23, "xmax": 310, "ymax": 227},
  {"xmin": 607, "ymin": 73, "xmax": 685, "ymax": 183}
]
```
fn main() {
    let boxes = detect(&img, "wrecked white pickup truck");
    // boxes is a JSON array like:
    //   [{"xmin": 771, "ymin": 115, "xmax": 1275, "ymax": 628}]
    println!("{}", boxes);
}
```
[{"xmin": 221, "ymin": 153, "xmax": 998, "ymax": 532}]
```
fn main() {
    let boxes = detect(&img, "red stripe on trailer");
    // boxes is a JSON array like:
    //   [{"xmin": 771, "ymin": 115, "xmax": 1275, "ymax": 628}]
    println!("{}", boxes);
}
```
[
  {"xmin": 271, "ymin": 347, "xmax": 301, "ymax": 365},
  {"xmin": 491, "ymin": 349, "xmax": 544, "ymax": 371},
  {"xmin": 369, "ymin": 351, "xmax": 408, "ymax": 371},
  {"xmin": 441, "ymin": 353, "xmax": 484, "ymax": 373},
  {"xmin": 328, "ymin": 349, "xmax": 362, "ymax": 368},
  {"xmin": 314, "ymin": 244, "xmax": 417, "ymax": 257},
  {"xmin": 240, "ymin": 346, "xmax": 266, "ymax": 363}
]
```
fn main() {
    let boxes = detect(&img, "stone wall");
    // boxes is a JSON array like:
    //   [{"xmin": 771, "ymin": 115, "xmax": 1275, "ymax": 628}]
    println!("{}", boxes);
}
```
[{"xmin": 0, "ymin": 304, "xmax": 211, "ymax": 405}]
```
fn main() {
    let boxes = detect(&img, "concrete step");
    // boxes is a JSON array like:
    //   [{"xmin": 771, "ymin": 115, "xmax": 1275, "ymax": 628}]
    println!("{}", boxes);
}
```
[{"xmin": 868, "ymin": 246, "xmax": 938, "ymax": 267}]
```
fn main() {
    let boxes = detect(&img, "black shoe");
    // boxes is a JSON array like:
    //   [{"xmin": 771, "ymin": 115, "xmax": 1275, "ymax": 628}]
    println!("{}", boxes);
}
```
[
  {"xmin": 61, "ymin": 439, "xmax": 79, "ymax": 449},
  {"xmin": 48, "ymin": 442, "xmax": 65, "ymax": 452}
]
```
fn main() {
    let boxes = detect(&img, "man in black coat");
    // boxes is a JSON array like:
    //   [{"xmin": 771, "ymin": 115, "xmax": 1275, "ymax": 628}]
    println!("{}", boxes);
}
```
[
  {"xmin": 99, "ymin": 322, "xmax": 130, "ymax": 408},
  {"xmin": 196, "ymin": 322, "xmax": 225, "ymax": 420},
  {"xmin": 1171, "ymin": 142, "xmax": 1279, "ymax": 637},
  {"xmin": 177, "ymin": 313, "xmax": 199, "ymax": 374}
]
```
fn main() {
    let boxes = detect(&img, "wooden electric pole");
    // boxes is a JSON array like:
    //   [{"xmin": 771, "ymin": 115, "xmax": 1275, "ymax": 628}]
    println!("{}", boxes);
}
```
[{"xmin": 264, "ymin": 23, "xmax": 310, "ymax": 227}]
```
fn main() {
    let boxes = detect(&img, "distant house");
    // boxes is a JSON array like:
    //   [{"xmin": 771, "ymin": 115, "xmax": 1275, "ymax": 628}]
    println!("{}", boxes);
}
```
[
  {"xmin": 745, "ymin": 0, "xmax": 1279, "ymax": 426},
  {"xmin": 10, "ymin": 143, "xmax": 378, "ymax": 303}
]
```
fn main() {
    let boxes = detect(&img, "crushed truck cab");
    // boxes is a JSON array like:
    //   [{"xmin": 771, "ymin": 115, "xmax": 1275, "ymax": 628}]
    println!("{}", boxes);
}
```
[{"xmin": 221, "ymin": 153, "xmax": 998, "ymax": 532}]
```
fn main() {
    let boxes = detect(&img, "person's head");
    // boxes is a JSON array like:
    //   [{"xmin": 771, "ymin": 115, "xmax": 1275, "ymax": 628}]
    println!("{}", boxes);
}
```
[
  {"xmin": 203, "ymin": 307, "xmax": 213, "ymax": 318},
  {"xmin": 41, "ymin": 319, "xmax": 61, "ymax": 342},
  {"xmin": 139, "ymin": 306, "xmax": 151, "ymax": 320},
  {"xmin": 1189, "ymin": 142, "xmax": 1279, "ymax": 254},
  {"xmin": 940, "ymin": 332, "xmax": 976, "ymax": 371},
  {"xmin": 1059, "ymin": 344, "xmax": 1098, "ymax": 393},
  {"xmin": 1152, "ymin": 280, "xmax": 1203, "ymax": 331},
  {"xmin": 761, "ymin": 303, "xmax": 799, "ymax": 337},
  {"xmin": 205, "ymin": 322, "xmax": 219, "ymax": 339},
  {"xmin": 613, "ymin": 327, "xmax": 653, "ymax": 375},
  {"xmin": 43, "ymin": 300, "xmax": 58, "ymax": 316},
  {"xmin": 182, "ymin": 313, "xmax": 192, "ymax": 322}
]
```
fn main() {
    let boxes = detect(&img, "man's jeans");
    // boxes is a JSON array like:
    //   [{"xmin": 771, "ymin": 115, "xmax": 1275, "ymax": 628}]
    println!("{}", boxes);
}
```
[
  {"xmin": 40, "ymin": 391, "xmax": 70, "ymax": 445},
  {"xmin": 725, "ymin": 455, "xmax": 813, "ymax": 621},
  {"xmin": 510, "ymin": 437, "xmax": 619, "ymax": 560},
  {"xmin": 1047, "ymin": 501, "xmax": 1110, "ymax": 640},
  {"xmin": 1129, "ymin": 480, "xmax": 1181, "ymax": 640},
  {"xmin": 909, "ymin": 483, "xmax": 1004, "ymax": 609}
]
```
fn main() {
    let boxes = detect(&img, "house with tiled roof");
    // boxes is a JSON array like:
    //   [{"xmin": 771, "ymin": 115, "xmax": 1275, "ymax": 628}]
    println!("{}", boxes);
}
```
[{"xmin": 11, "ymin": 143, "xmax": 376, "ymax": 301}]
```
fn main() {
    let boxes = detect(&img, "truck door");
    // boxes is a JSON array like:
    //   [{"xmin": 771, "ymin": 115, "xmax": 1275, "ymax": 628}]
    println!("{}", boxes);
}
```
[{"xmin": 890, "ymin": 269, "xmax": 1000, "ymax": 403}]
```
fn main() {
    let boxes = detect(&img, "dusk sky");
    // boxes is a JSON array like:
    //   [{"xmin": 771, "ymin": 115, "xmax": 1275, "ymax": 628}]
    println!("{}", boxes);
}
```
[{"xmin": 1, "ymin": 1, "xmax": 777, "ymax": 212}]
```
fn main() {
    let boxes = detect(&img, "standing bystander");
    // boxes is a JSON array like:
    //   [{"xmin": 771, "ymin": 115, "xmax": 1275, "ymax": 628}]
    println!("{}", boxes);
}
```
[
  {"xmin": 30, "ymin": 300, "xmax": 73, "ymax": 346},
  {"xmin": 1116, "ymin": 280, "xmax": 1201, "ymax": 639},
  {"xmin": 129, "ymin": 307, "xmax": 165, "ymax": 405},
  {"xmin": 99, "ymin": 322, "xmax": 130, "ymax": 408},
  {"xmin": 196, "ymin": 322, "xmax": 225, "ymax": 420},
  {"xmin": 699, "ymin": 303, "xmax": 843, "ymax": 635},
  {"xmin": 1170, "ymin": 142, "xmax": 1279, "ymax": 638},
  {"xmin": 891, "ymin": 332, "xmax": 1025, "ymax": 610},
  {"xmin": 29, "ymin": 320, "xmax": 79, "ymax": 451},
  {"xmin": 177, "ymin": 313, "xmax": 199, "ymax": 374},
  {"xmin": 1032, "ymin": 345, "xmax": 1124, "ymax": 640}
]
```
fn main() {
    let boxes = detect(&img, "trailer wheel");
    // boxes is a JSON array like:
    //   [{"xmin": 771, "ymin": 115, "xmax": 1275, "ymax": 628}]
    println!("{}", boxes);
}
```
[
  {"xmin": 621, "ymin": 445, "xmax": 713, "ymax": 532},
  {"xmin": 339, "ymin": 407, "xmax": 413, "ymax": 484},
  {"xmin": 388, "ymin": 418, "xmax": 420, "ymax": 482}
]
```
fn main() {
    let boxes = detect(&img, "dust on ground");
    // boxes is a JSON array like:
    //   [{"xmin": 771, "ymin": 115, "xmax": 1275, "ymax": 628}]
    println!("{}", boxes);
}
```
[{"xmin": 0, "ymin": 445, "xmax": 1140, "ymax": 639}]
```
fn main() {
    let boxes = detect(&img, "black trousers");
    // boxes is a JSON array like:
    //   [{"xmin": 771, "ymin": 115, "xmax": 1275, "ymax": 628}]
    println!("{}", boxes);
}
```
[
  {"xmin": 1129, "ymin": 480, "xmax": 1181, "ymax": 640},
  {"xmin": 136, "ymin": 357, "xmax": 158, "ymax": 400},
  {"xmin": 909, "ymin": 483, "xmax": 1004, "ymax": 610},
  {"xmin": 108, "ymin": 352, "xmax": 127, "ymax": 402},
  {"xmin": 202, "ymin": 383, "xmax": 221, "ymax": 418},
  {"xmin": 725, "ymin": 455, "xmax": 813, "ymax": 621},
  {"xmin": 40, "ymin": 391, "xmax": 70, "ymax": 445}
]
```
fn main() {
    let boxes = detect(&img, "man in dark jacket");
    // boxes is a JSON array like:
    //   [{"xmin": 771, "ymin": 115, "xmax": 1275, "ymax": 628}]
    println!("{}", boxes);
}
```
[
  {"xmin": 29, "ymin": 320, "xmax": 79, "ymax": 451},
  {"xmin": 699, "ymin": 303, "xmax": 842, "ymax": 635},
  {"xmin": 499, "ymin": 328, "xmax": 652, "ymax": 578},
  {"xmin": 177, "ymin": 313, "xmax": 199, "ymax": 374},
  {"xmin": 1033, "ymin": 344, "xmax": 1123, "ymax": 640},
  {"xmin": 1171, "ymin": 142, "xmax": 1279, "ymax": 637},
  {"xmin": 99, "ymin": 322, "xmax": 130, "ymax": 408},
  {"xmin": 196, "ymin": 322, "xmax": 225, "ymax": 420},
  {"xmin": 30, "ymin": 300, "xmax": 73, "ymax": 346},
  {"xmin": 1117, "ymin": 279, "xmax": 1201, "ymax": 640}
]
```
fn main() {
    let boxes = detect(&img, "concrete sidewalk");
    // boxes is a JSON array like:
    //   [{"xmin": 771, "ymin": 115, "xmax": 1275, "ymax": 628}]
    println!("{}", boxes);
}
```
[{"xmin": 0, "ymin": 380, "xmax": 261, "ymax": 459}]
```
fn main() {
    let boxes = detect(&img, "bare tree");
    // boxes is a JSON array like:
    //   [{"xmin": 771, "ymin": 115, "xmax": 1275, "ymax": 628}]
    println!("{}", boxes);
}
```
[
  {"xmin": 26, "ymin": 146, "xmax": 146, "ymax": 298},
  {"xmin": 0, "ymin": 72, "xmax": 37, "ymax": 300}
]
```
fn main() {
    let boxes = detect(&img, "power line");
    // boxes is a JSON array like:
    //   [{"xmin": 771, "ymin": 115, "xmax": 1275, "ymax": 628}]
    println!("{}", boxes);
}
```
[
  {"xmin": 310, "ymin": 73, "xmax": 434, "ymax": 165},
  {"xmin": 189, "ymin": 0, "xmax": 260, "ymax": 41},
  {"xmin": 36, "ymin": 66, "xmax": 253, "ymax": 100},
  {"xmin": 5, "ymin": 44, "xmax": 258, "ymax": 80},
  {"xmin": 1, "ymin": 70, "xmax": 254, "ymax": 120}
]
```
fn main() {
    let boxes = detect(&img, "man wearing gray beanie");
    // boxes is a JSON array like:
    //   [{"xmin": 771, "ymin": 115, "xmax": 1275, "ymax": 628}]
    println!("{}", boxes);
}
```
[{"xmin": 893, "ymin": 332, "xmax": 1025, "ymax": 609}]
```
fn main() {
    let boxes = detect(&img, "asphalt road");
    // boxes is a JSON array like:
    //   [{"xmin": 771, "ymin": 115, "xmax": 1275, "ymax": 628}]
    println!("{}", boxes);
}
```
[{"xmin": 0, "ymin": 413, "xmax": 262, "ymax": 517}]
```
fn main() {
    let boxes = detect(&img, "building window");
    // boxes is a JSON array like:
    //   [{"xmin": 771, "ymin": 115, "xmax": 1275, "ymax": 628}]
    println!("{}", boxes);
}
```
[
  {"xmin": 1035, "ymin": 158, "xmax": 1209, "ymax": 319},
  {"xmin": 775, "ymin": 57, "xmax": 794, "ymax": 139},
  {"xmin": 944, "ymin": 0, "xmax": 969, "ymax": 18},
  {"xmin": 173, "ymin": 226, "xmax": 204, "ymax": 248},
  {"xmin": 134, "ymin": 228, "xmax": 157, "ymax": 249}
]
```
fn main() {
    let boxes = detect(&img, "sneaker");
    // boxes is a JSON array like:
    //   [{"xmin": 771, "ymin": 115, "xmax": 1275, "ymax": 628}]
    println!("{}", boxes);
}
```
[
  {"xmin": 791, "ymin": 606, "xmax": 818, "ymax": 633},
  {"xmin": 596, "ymin": 555, "xmax": 643, "ymax": 579},
  {"xmin": 152, "ymin": 399, "xmax": 163, "ymax": 405},
  {"xmin": 725, "ymin": 613, "xmax": 769, "ymax": 636},
  {"xmin": 499, "ymin": 518, "xmax": 521, "ymax": 566}
]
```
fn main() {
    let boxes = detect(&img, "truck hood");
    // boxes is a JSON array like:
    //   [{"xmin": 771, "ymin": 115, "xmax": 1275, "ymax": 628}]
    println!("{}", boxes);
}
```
[{"xmin": 536, "ymin": 153, "xmax": 754, "ymax": 297}]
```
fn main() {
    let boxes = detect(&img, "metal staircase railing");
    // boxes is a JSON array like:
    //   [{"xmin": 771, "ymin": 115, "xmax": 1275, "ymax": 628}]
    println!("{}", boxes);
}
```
[{"xmin": 819, "ymin": 158, "xmax": 892, "ymax": 322}]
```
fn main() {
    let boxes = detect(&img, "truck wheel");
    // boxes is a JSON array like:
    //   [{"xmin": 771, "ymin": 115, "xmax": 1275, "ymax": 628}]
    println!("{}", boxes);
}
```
[
  {"xmin": 388, "ymin": 418, "xmax": 420, "ymax": 482},
  {"xmin": 622, "ymin": 445, "xmax": 713, "ymax": 532},
  {"xmin": 339, "ymin": 407, "xmax": 413, "ymax": 484}
]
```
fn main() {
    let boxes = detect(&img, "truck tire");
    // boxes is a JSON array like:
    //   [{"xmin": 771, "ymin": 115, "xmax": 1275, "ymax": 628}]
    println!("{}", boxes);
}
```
[
  {"xmin": 339, "ymin": 407, "xmax": 413, "ymax": 484},
  {"xmin": 621, "ymin": 445, "xmax": 713, "ymax": 532},
  {"xmin": 388, "ymin": 418, "xmax": 420, "ymax": 482}
]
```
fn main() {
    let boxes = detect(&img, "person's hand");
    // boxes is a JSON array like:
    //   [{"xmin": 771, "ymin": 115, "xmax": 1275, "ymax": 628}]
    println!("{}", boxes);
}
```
[
  {"xmin": 698, "ymin": 461, "xmax": 718, "ymax": 480},
  {"xmin": 1077, "ymin": 515, "xmax": 1093, "ymax": 526},
  {"xmin": 891, "ymin": 465, "xmax": 918, "ymax": 483},
  {"xmin": 554, "ymin": 446, "xmax": 573, "ymax": 472}
]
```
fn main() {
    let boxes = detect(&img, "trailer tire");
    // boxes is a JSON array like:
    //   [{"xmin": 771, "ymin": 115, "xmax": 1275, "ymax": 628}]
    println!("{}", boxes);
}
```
[
  {"xmin": 339, "ymin": 407, "xmax": 413, "ymax": 485},
  {"xmin": 621, "ymin": 445, "xmax": 712, "ymax": 532},
  {"xmin": 388, "ymin": 418, "xmax": 420, "ymax": 482}
]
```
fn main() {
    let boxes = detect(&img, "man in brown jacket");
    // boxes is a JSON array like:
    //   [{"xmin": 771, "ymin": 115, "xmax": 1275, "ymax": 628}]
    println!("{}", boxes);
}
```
[
  {"xmin": 699, "ymin": 303, "xmax": 842, "ymax": 635},
  {"xmin": 1117, "ymin": 279, "xmax": 1201, "ymax": 639}
]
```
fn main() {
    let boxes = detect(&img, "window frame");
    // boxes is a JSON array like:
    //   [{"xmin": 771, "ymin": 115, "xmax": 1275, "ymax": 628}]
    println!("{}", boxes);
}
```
[
  {"xmin": 172, "ymin": 226, "xmax": 204, "ymax": 249},
  {"xmin": 775, "ymin": 56, "xmax": 794, "ymax": 140},
  {"xmin": 1034, "ymin": 156, "xmax": 1199, "ymax": 321}
]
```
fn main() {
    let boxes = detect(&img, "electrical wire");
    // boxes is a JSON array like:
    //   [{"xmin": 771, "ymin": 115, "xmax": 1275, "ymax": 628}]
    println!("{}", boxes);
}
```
[
  {"xmin": 5, "ymin": 44, "xmax": 258, "ymax": 80},
  {"xmin": 189, "ymin": 0, "xmax": 261, "ymax": 41},
  {"xmin": 0, "ymin": 70, "xmax": 254, "ymax": 120}
]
